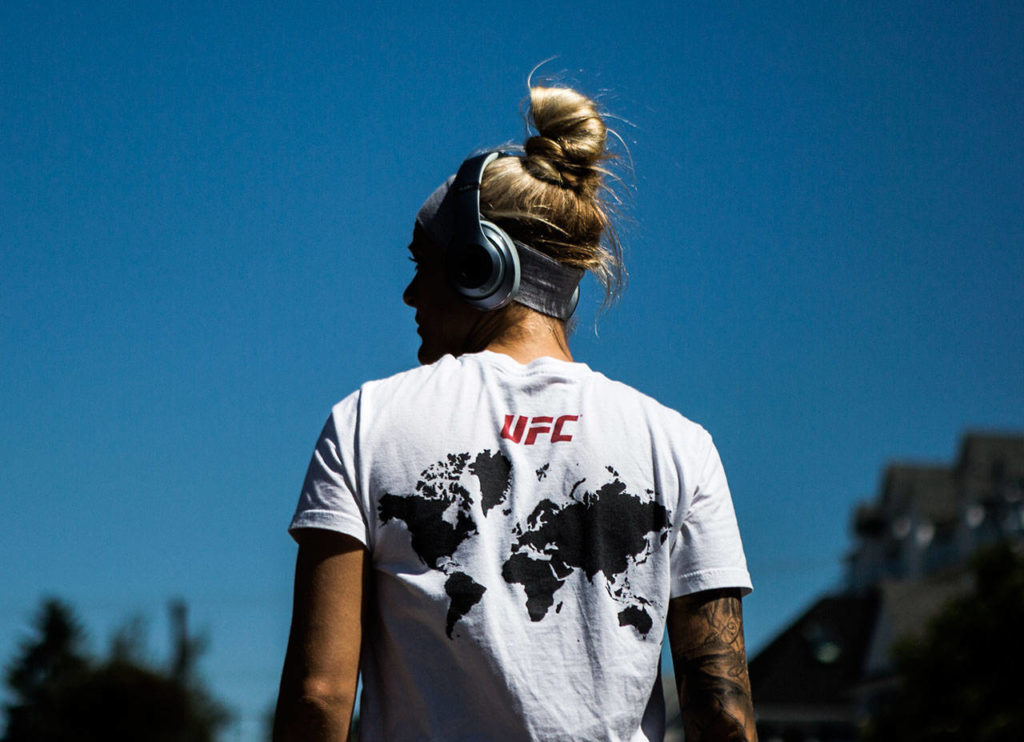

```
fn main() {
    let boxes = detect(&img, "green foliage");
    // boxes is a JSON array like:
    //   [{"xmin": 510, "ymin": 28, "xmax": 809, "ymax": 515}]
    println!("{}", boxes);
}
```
[
  {"xmin": 865, "ymin": 544, "xmax": 1024, "ymax": 742},
  {"xmin": 3, "ymin": 598, "xmax": 230, "ymax": 742}
]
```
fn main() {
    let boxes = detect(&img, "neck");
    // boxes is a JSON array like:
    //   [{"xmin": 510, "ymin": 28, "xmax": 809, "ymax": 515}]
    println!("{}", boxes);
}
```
[{"xmin": 484, "ymin": 310, "xmax": 573, "ymax": 364}]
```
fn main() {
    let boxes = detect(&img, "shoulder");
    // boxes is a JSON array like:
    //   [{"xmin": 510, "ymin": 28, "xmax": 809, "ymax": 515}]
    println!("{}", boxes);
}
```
[
  {"xmin": 324, "ymin": 355, "xmax": 467, "ymax": 421},
  {"xmin": 585, "ymin": 368, "xmax": 713, "ymax": 446},
  {"xmin": 359, "ymin": 355, "xmax": 461, "ymax": 396}
]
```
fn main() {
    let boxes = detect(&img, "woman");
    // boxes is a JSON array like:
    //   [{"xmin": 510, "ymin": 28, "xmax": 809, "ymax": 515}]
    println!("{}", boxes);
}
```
[{"xmin": 275, "ymin": 85, "xmax": 756, "ymax": 741}]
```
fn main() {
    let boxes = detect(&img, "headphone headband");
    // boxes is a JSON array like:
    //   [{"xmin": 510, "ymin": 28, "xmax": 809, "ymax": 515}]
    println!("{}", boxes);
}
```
[{"xmin": 452, "ymin": 151, "xmax": 503, "ymax": 245}]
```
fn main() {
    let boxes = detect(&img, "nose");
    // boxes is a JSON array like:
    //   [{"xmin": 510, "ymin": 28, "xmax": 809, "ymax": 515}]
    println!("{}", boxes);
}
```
[{"xmin": 403, "ymin": 275, "xmax": 417, "ymax": 307}]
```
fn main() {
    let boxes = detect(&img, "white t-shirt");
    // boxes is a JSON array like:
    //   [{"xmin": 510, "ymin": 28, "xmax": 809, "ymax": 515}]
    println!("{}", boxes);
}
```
[{"xmin": 290, "ymin": 351, "xmax": 751, "ymax": 741}]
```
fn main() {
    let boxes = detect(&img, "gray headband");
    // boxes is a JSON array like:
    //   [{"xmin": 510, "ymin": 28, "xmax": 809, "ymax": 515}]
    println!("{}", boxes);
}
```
[{"xmin": 415, "ymin": 172, "xmax": 584, "ymax": 320}]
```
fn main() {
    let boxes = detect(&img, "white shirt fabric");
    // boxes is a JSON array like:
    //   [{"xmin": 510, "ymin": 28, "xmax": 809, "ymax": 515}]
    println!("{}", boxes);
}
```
[{"xmin": 290, "ymin": 350, "xmax": 752, "ymax": 741}]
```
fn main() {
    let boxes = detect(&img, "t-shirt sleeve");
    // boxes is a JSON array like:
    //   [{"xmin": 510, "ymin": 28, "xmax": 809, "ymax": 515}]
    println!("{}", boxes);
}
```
[
  {"xmin": 669, "ymin": 431, "xmax": 753, "ymax": 598},
  {"xmin": 288, "ymin": 393, "xmax": 369, "ymax": 547}
]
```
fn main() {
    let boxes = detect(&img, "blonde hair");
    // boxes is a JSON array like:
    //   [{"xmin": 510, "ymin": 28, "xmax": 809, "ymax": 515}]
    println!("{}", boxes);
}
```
[{"xmin": 480, "ymin": 86, "xmax": 626, "ymax": 304}]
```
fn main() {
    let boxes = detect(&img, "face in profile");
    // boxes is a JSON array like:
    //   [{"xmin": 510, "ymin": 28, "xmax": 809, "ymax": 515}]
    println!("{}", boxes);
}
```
[{"xmin": 403, "ymin": 226, "xmax": 479, "ymax": 365}]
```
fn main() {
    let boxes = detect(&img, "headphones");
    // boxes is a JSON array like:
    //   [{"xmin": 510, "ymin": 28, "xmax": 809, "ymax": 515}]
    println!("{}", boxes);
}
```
[
  {"xmin": 447, "ymin": 151, "xmax": 521, "ymax": 311},
  {"xmin": 446, "ymin": 151, "xmax": 582, "ymax": 319}
]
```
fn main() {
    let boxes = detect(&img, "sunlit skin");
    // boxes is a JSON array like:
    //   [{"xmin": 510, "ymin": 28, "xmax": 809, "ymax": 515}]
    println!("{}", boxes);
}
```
[{"xmin": 668, "ymin": 588, "xmax": 758, "ymax": 741}]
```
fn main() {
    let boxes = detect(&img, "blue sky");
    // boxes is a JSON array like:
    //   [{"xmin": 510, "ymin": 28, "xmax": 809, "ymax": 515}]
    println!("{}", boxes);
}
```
[{"xmin": 3, "ymin": 1, "xmax": 1022, "ymax": 738}]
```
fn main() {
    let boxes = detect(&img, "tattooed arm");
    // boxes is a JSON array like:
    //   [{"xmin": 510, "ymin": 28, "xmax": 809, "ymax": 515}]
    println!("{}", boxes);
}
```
[{"xmin": 667, "ymin": 588, "xmax": 757, "ymax": 741}]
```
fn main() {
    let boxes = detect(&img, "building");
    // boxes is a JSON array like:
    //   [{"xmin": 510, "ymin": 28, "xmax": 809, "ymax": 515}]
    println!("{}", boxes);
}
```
[{"xmin": 749, "ymin": 432, "xmax": 1024, "ymax": 742}]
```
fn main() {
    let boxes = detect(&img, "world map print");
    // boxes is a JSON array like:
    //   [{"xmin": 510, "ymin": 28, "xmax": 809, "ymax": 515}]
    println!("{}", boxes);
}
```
[{"xmin": 378, "ymin": 453, "xmax": 671, "ymax": 639}]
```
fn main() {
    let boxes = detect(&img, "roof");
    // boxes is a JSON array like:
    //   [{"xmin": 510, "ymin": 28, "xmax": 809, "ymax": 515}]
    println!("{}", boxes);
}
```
[
  {"xmin": 750, "ymin": 591, "xmax": 880, "ymax": 708},
  {"xmin": 957, "ymin": 432, "xmax": 1024, "ymax": 473},
  {"xmin": 880, "ymin": 464, "xmax": 957, "ymax": 525}
]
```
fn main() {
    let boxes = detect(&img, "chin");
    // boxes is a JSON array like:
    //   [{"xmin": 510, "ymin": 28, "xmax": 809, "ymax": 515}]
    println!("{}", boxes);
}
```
[
  {"xmin": 416, "ymin": 330, "xmax": 464, "ymax": 365},
  {"xmin": 417, "ymin": 344, "xmax": 442, "ymax": 365}
]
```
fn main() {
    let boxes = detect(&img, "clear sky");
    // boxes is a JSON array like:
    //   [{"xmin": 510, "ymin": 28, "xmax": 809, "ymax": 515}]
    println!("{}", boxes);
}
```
[{"xmin": 3, "ymin": 1, "xmax": 1022, "ymax": 738}]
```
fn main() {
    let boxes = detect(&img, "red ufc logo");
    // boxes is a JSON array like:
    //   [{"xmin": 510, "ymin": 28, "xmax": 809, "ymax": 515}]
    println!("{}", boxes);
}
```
[{"xmin": 501, "ymin": 415, "xmax": 578, "ymax": 445}]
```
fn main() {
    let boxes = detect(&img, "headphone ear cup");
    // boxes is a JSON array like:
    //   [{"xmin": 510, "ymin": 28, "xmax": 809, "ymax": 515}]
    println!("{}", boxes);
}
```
[{"xmin": 447, "ymin": 220, "xmax": 520, "ymax": 310}]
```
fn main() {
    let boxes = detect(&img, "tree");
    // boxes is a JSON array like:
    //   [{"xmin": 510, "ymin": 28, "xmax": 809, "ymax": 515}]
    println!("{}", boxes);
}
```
[
  {"xmin": 3, "ymin": 598, "xmax": 230, "ymax": 742},
  {"xmin": 865, "ymin": 543, "xmax": 1024, "ymax": 742},
  {"xmin": 3, "ymin": 600, "xmax": 89, "ymax": 740}
]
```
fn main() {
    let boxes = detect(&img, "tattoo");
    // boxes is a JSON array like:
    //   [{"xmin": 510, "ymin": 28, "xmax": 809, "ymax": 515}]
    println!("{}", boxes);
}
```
[{"xmin": 668, "ymin": 589, "xmax": 757, "ymax": 741}]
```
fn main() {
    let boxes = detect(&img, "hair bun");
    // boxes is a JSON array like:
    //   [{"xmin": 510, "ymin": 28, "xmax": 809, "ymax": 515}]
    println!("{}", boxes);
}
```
[
  {"xmin": 478, "ymin": 83, "xmax": 625, "ymax": 305},
  {"xmin": 523, "ymin": 86, "xmax": 607, "ymax": 192}
]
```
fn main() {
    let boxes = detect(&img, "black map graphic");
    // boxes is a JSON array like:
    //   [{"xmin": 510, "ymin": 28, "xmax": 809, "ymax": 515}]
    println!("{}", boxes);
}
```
[{"xmin": 379, "ymin": 454, "xmax": 670, "ymax": 639}]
